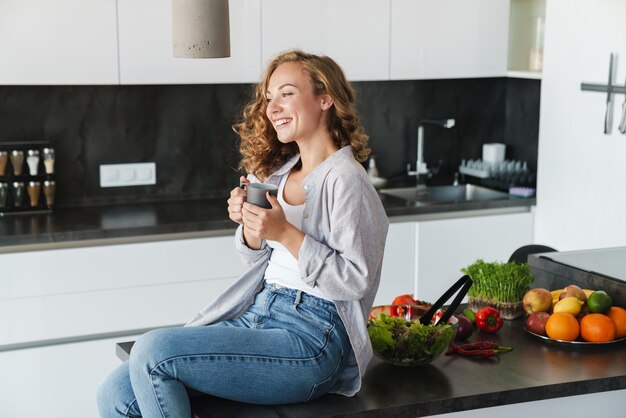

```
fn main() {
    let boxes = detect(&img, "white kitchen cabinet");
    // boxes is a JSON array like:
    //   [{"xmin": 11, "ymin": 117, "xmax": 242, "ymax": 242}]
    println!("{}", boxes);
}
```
[
  {"xmin": 0, "ymin": 236, "xmax": 245, "ymax": 347},
  {"xmin": 0, "ymin": 334, "xmax": 141, "ymax": 418},
  {"xmin": 117, "ymin": 0, "xmax": 262, "ymax": 84},
  {"xmin": 507, "ymin": 0, "xmax": 546, "ymax": 79},
  {"xmin": 261, "ymin": 0, "xmax": 391, "ymax": 81},
  {"xmin": 429, "ymin": 388, "xmax": 626, "ymax": 418},
  {"xmin": 0, "ymin": 0, "xmax": 119, "ymax": 85},
  {"xmin": 390, "ymin": 0, "xmax": 509, "ymax": 80},
  {"xmin": 0, "ymin": 234, "xmax": 245, "ymax": 418},
  {"xmin": 377, "ymin": 210, "xmax": 533, "ymax": 305},
  {"xmin": 534, "ymin": 0, "xmax": 626, "ymax": 250},
  {"xmin": 415, "ymin": 211, "xmax": 534, "ymax": 302},
  {"xmin": 376, "ymin": 221, "xmax": 416, "ymax": 306}
]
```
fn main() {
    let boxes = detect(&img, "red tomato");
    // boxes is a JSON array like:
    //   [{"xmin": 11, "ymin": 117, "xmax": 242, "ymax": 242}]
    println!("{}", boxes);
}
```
[
  {"xmin": 392, "ymin": 294, "xmax": 416, "ymax": 305},
  {"xmin": 432, "ymin": 309, "xmax": 445, "ymax": 324}
]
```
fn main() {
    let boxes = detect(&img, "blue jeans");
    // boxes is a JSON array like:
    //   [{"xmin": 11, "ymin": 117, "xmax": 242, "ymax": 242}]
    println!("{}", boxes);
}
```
[{"xmin": 97, "ymin": 283, "xmax": 353, "ymax": 418}]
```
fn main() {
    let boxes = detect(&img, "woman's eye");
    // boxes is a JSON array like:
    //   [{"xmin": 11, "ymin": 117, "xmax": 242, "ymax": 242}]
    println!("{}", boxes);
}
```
[{"xmin": 281, "ymin": 92, "xmax": 293, "ymax": 99}]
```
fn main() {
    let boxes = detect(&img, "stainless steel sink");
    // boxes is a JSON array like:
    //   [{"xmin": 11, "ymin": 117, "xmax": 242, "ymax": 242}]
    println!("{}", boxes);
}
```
[{"xmin": 380, "ymin": 184, "xmax": 508, "ymax": 205}]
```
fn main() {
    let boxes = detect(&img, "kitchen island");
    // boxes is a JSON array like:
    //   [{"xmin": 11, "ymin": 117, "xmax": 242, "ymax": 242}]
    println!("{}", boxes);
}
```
[
  {"xmin": 114, "ymin": 248, "xmax": 626, "ymax": 417},
  {"xmin": 115, "ymin": 248, "xmax": 626, "ymax": 417},
  {"xmin": 116, "ymin": 308, "xmax": 626, "ymax": 418}
]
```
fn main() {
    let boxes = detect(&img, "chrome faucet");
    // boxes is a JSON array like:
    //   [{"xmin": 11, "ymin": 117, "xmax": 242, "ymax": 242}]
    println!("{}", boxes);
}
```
[{"xmin": 407, "ymin": 118, "xmax": 455, "ymax": 177}]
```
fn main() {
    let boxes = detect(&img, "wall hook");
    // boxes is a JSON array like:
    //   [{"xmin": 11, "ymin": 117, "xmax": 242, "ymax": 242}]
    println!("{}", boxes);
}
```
[{"xmin": 580, "ymin": 53, "xmax": 626, "ymax": 134}]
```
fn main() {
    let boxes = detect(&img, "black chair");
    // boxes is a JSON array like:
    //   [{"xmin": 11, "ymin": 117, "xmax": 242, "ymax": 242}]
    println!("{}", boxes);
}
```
[{"xmin": 508, "ymin": 244, "xmax": 557, "ymax": 264}]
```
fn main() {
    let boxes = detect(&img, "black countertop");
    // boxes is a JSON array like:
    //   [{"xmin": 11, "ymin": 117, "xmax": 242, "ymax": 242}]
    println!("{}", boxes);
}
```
[
  {"xmin": 117, "ymin": 314, "xmax": 626, "ymax": 418},
  {"xmin": 0, "ymin": 191, "xmax": 534, "ymax": 251},
  {"xmin": 110, "ymin": 242, "xmax": 625, "ymax": 417}
]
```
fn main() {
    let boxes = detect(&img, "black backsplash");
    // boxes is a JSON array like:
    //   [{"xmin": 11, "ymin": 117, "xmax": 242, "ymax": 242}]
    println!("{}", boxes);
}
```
[{"xmin": 0, "ymin": 78, "xmax": 539, "ymax": 207}]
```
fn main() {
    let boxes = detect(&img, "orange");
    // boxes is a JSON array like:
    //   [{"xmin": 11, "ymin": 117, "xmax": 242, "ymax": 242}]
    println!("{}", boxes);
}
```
[
  {"xmin": 607, "ymin": 306, "xmax": 626, "ymax": 339},
  {"xmin": 545, "ymin": 312, "xmax": 580, "ymax": 341},
  {"xmin": 580, "ymin": 313, "xmax": 616, "ymax": 342}
]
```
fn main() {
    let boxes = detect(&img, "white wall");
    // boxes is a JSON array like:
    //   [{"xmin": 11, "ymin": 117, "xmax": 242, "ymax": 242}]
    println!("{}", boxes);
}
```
[{"xmin": 534, "ymin": 0, "xmax": 626, "ymax": 251}]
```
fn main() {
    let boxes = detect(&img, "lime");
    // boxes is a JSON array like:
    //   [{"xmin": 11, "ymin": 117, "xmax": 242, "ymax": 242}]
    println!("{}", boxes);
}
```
[
  {"xmin": 587, "ymin": 290, "xmax": 612, "ymax": 314},
  {"xmin": 463, "ymin": 308, "xmax": 476, "ymax": 323}
]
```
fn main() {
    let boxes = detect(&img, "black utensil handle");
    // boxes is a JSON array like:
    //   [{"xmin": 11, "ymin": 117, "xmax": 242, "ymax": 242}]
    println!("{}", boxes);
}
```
[{"xmin": 419, "ymin": 275, "xmax": 473, "ymax": 325}]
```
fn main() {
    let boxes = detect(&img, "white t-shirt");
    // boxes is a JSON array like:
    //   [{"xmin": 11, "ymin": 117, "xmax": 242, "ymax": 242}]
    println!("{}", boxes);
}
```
[{"xmin": 264, "ymin": 173, "xmax": 331, "ymax": 300}]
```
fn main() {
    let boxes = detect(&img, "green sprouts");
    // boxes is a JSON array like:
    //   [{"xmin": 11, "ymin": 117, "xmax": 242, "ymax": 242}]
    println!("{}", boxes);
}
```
[{"xmin": 462, "ymin": 259, "xmax": 534, "ymax": 303}]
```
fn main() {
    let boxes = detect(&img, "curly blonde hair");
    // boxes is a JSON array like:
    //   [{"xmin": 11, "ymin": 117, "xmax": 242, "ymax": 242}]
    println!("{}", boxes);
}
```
[{"xmin": 233, "ymin": 50, "xmax": 370, "ymax": 180}]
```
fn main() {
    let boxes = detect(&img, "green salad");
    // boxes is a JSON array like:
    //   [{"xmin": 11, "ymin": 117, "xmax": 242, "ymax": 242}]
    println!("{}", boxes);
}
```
[{"xmin": 367, "ymin": 313, "xmax": 456, "ymax": 366}]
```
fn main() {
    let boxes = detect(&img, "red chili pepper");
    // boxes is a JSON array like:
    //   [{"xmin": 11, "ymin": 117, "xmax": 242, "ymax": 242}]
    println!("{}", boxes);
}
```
[
  {"xmin": 457, "ymin": 341, "xmax": 509, "ymax": 350},
  {"xmin": 446, "ymin": 341, "xmax": 512, "ymax": 355},
  {"xmin": 446, "ymin": 346, "xmax": 508, "ymax": 358},
  {"xmin": 475, "ymin": 307, "xmax": 504, "ymax": 333}
]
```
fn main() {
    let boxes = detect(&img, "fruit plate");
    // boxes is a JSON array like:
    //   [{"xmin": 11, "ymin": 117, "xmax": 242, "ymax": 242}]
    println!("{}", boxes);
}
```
[{"xmin": 524, "ymin": 327, "xmax": 626, "ymax": 349}]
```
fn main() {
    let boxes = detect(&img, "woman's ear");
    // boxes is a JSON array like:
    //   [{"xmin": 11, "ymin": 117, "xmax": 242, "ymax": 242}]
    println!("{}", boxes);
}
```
[{"xmin": 321, "ymin": 94, "xmax": 334, "ymax": 110}]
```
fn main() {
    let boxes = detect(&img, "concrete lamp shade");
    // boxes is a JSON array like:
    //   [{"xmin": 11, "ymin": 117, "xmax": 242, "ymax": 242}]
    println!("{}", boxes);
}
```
[{"xmin": 172, "ymin": 0, "xmax": 231, "ymax": 58}]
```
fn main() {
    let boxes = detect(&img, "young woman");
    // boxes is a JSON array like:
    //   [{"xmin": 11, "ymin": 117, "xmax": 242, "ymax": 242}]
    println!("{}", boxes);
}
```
[{"xmin": 97, "ymin": 50, "xmax": 388, "ymax": 418}]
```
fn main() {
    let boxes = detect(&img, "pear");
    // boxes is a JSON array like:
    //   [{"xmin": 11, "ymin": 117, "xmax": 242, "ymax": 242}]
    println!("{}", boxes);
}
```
[{"xmin": 559, "ymin": 284, "xmax": 587, "ymax": 303}]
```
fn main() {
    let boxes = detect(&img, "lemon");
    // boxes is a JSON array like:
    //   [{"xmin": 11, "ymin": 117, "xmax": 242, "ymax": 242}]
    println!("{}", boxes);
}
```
[
  {"xmin": 583, "ymin": 289, "xmax": 595, "ymax": 299},
  {"xmin": 553, "ymin": 297, "xmax": 584, "ymax": 316},
  {"xmin": 551, "ymin": 289, "xmax": 564, "ymax": 300}
]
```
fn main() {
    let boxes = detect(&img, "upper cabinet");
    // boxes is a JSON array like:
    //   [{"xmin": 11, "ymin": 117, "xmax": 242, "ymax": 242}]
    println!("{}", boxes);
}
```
[
  {"xmin": 507, "ymin": 0, "xmax": 546, "ymax": 79},
  {"xmin": 1, "ymin": 0, "xmax": 532, "ymax": 85},
  {"xmin": 260, "ymin": 0, "xmax": 391, "ymax": 81},
  {"xmin": 0, "ymin": 0, "xmax": 118, "ymax": 85},
  {"xmin": 390, "ymin": 0, "xmax": 509, "ymax": 80},
  {"xmin": 117, "ymin": 0, "xmax": 262, "ymax": 84}
]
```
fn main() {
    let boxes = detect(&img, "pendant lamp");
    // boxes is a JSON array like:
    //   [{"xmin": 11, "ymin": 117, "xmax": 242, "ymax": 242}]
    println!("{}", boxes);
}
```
[{"xmin": 172, "ymin": 0, "xmax": 231, "ymax": 58}]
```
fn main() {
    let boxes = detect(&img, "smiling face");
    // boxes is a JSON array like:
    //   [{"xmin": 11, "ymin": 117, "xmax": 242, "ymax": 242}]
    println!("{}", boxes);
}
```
[{"xmin": 265, "ymin": 61, "xmax": 332, "ymax": 145}]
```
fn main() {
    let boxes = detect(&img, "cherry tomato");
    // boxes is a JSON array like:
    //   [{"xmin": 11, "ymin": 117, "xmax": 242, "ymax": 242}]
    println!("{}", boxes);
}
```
[
  {"xmin": 430, "ymin": 309, "xmax": 442, "ymax": 324},
  {"xmin": 392, "ymin": 294, "xmax": 416, "ymax": 305}
]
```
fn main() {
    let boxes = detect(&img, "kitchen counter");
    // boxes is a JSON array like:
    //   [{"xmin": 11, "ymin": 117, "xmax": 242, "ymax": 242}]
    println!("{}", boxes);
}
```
[
  {"xmin": 111, "ymin": 249, "xmax": 626, "ymax": 417},
  {"xmin": 0, "ymin": 191, "xmax": 534, "ymax": 253},
  {"xmin": 116, "ymin": 314, "xmax": 626, "ymax": 418}
]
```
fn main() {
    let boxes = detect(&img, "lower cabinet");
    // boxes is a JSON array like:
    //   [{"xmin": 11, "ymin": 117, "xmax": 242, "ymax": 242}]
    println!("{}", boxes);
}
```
[
  {"xmin": 415, "ymin": 211, "xmax": 534, "ymax": 302},
  {"xmin": 428, "ymin": 389, "xmax": 626, "ymax": 418},
  {"xmin": 376, "ymin": 221, "xmax": 416, "ymax": 306},
  {"xmin": 0, "ymin": 334, "xmax": 141, "ymax": 418},
  {"xmin": 378, "ymin": 210, "xmax": 534, "ymax": 305},
  {"xmin": 0, "ymin": 236, "xmax": 245, "ymax": 347},
  {"xmin": 0, "ymin": 235, "xmax": 244, "ymax": 418}
]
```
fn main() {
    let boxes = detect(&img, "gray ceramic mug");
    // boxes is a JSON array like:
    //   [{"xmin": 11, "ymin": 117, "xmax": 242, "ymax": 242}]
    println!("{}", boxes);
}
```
[{"xmin": 240, "ymin": 181, "xmax": 278, "ymax": 209}]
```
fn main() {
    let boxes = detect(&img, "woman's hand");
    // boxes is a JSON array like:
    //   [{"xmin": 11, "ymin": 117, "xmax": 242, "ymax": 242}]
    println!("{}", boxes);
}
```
[
  {"xmin": 242, "ymin": 193, "xmax": 305, "ymax": 258},
  {"xmin": 227, "ymin": 176, "xmax": 249, "ymax": 225},
  {"xmin": 241, "ymin": 193, "xmax": 289, "ymax": 241}
]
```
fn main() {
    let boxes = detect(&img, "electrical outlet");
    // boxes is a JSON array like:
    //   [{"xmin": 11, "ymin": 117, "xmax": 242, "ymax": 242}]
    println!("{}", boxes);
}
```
[{"xmin": 100, "ymin": 163, "xmax": 156, "ymax": 188}]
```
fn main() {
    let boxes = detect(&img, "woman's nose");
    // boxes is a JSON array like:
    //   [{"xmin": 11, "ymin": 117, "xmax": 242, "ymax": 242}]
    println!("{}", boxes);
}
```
[{"xmin": 267, "ymin": 99, "xmax": 280, "ymax": 114}]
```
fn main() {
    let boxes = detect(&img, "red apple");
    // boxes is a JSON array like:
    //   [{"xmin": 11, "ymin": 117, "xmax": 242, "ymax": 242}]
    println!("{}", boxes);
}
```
[
  {"xmin": 523, "ymin": 288, "xmax": 553, "ymax": 314},
  {"xmin": 525, "ymin": 311, "xmax": 551, "ymax": 336}
]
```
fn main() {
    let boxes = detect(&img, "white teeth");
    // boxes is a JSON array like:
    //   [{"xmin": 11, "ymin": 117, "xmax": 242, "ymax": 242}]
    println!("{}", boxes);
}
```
[{"xmin": 275, "ymin": 118, "xmax": 292, "ymax": 126}]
